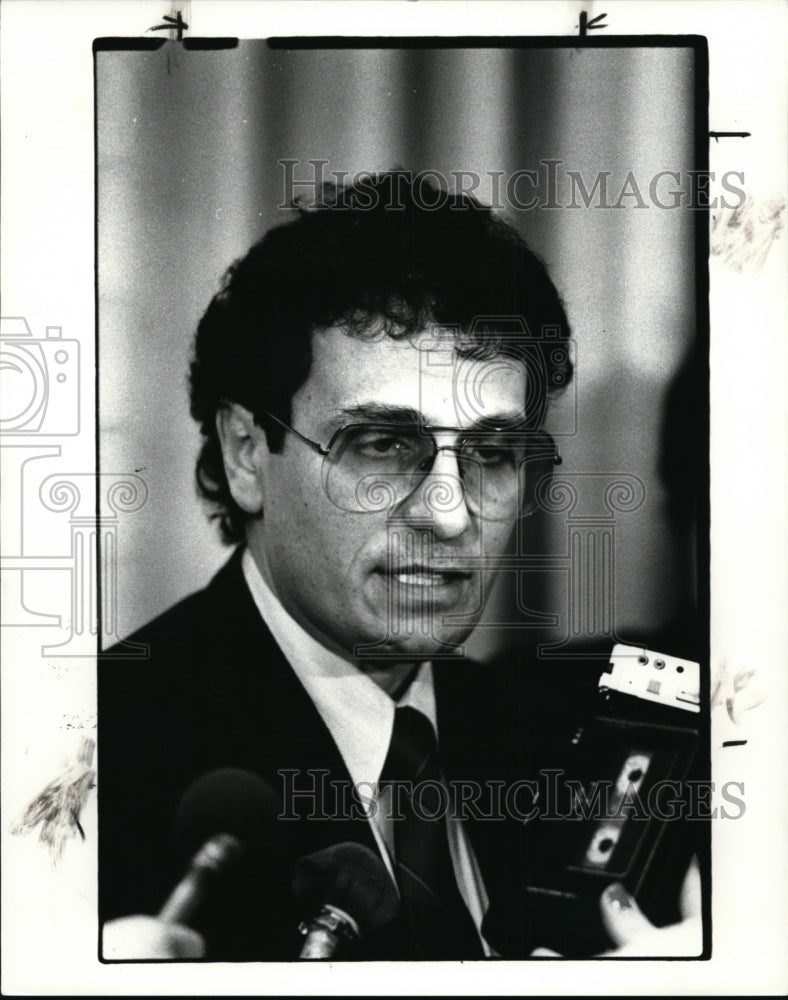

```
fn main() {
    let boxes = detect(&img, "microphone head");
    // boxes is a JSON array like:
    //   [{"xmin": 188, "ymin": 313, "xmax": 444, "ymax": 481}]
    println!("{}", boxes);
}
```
[
  {"xmin": 292, "ymin": 842, "xmax": 399, "ymax": 938},
  {"xmin": 173, "ymin": 768, "xmax": 281, "ymax": 864}
]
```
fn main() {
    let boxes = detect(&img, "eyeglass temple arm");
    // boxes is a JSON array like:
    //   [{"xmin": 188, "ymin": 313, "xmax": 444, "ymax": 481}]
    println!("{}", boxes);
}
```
[
  {"xmin": 261, "ymin": 409, "xmax": 561, "ymax": 465},
  {"xmin": 260, "ymin": 410, "xmax": 330, "ymax": 456},
  {"xmin": 527, "ymin": 431, "xmax": 562, "ymax": 466}
]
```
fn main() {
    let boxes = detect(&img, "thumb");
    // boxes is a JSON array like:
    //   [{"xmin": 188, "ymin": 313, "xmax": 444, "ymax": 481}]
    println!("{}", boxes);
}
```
[
  {"xmin": 599, "ymin": 882, "xmax": 653, "ymax": 948},
  {"xmin": 680, "ymin": 856, "xmax": 702, "ymax": 921}
]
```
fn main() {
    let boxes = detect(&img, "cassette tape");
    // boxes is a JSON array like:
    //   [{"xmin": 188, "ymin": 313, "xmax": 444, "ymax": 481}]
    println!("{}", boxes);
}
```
[
  {"xmin": 520, "ymin": 644, "xmax": 704, "ymax": 956},
  {"xmin": 599, "ymin": 644, "xmax": 700, "ymax": 713}
]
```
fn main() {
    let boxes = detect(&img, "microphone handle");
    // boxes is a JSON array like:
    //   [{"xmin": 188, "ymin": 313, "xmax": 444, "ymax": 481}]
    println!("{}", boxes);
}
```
[
  {"xmin": 299, "ymin": 905, "xmax": 360, "ymax": 959},
  {"xmin": 158, "ymin": 833, "xmax": 242, "ymax": 926}
]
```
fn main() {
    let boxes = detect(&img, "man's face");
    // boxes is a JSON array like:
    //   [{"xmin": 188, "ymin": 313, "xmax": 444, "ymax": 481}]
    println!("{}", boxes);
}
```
[{"xmin": 245, "ymin": 326, "xmax": 528, "ymax": 662}]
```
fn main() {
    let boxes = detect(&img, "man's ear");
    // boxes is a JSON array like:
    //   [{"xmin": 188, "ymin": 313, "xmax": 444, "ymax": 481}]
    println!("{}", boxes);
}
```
[{"xmin": 215, "ymin": 404, "xmax": 268, "ymax": 515}]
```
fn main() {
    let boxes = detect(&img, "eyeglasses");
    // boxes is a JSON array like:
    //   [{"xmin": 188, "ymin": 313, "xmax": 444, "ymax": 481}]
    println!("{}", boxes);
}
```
[{"xmin": 261, "ymin": 410, "xmax": 560, "ymax": 521}]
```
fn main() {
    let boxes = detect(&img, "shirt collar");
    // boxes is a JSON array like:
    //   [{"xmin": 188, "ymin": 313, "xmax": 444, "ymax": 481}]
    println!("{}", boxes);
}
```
[{"xmin": 241, "ymin": 548, "xmax": 437, "ymax": 788}]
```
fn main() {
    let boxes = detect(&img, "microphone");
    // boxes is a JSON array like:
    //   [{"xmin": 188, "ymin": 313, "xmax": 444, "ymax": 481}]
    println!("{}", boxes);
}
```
[
  {"xmin": 160, "ymin": 768, "xmax": 281, "ymax": 928},
  {"xmin": 158, "ymin": 833, "xmax": 242, "ymax": 925},
  {"xmin": 293, "ymin": 842, "xmax": 399, "ymax": 959}
]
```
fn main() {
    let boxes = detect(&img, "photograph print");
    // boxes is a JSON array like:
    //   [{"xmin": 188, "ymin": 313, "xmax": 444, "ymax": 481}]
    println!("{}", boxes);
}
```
[{"xmin": 96, "ymin": 36, "xmax": 711, "ymax": 962}]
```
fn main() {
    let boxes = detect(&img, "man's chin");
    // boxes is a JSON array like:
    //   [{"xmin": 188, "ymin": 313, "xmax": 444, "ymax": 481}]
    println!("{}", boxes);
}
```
[
  {"xmin": 349, "ymin": 623, "xmax": 475, "ymax": 661},
  {"xmin": 359, "ymin": 576, "xmax": 481, "ymax": 657}
]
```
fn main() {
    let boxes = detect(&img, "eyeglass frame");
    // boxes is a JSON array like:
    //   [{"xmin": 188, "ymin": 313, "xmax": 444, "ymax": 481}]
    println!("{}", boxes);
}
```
[{"xmin": 259, "ymin": 408, "xmax": 561, "ymax": 517}]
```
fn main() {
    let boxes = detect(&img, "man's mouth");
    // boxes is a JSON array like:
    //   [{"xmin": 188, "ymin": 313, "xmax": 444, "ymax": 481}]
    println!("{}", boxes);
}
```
[{"xmin": 384, "ymin": 564, "xmax": 472, "ymax": 587}]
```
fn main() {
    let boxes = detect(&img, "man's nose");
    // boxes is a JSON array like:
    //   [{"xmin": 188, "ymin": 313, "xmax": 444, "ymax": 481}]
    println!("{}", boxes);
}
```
[{"xmin": 398, "ymin": 447, "xmax": 473, "ymax": 539}]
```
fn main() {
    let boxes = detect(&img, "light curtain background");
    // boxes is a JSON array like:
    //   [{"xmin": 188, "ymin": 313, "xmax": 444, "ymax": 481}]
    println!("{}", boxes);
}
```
[{"xmin": 97, "ymin": 41, "xmax": 697, "ymax": 656}]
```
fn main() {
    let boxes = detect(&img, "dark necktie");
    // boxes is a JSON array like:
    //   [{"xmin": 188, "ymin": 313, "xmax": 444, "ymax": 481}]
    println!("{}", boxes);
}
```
[{"xmin": 380, "ymin": 706, "xmax": 484, "ymax": 959}]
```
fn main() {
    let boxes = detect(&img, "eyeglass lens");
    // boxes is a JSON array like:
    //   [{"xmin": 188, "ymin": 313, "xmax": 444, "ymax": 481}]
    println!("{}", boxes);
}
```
[{"xmin": 321, "ymin": 424, "xmax": 551, "ymax": 520}]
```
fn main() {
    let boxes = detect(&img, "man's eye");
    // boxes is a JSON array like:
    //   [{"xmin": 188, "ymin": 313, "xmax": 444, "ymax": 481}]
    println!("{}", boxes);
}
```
[
  {"xmin": 462, "ymin": 440, "xmax": 516, "ymax": 466},
  {"xmin": 351, "ymin": 432, "xmax": 418, "ymax": 459}
]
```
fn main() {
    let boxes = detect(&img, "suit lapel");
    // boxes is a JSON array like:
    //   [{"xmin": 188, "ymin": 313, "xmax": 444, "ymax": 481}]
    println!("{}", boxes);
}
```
[{"xmin": 199, "ymin": 550, "xmax": 380, "ymax": 860}]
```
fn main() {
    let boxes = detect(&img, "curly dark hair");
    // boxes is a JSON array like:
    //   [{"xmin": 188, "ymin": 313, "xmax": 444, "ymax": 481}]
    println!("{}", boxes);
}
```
[{"xmin": 190, "ymin": 171, "xmax": 573, "ymax": 544}]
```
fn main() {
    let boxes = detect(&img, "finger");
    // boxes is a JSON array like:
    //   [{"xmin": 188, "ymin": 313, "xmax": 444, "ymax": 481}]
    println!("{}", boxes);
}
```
[
  {"xmin": 599, "ymin": 882, "xmax": 653, "ymax": 948},
  {"xmin": 530, "ymin": 947, "xmax": 561, "ymax": 957},
  {"xmin": 680, "ymin": 856, "xmax": 702, "ymax": 921},
  {"xmin": 596, "ymin": 917, "xmax": 703, "ymax": 958}
]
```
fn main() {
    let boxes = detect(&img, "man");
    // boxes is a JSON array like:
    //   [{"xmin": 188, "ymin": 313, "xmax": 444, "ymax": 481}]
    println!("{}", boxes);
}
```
[{"xmin": 99, "ymin": 173, "xmax": 700, "ymax": 961}]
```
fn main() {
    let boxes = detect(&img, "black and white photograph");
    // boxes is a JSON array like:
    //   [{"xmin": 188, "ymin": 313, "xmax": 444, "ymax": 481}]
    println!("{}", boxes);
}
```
[
  {"xmin": 96, "ymin": 35, "xmax": 711, "ymax": 964},
  {"xmin": 1, "ymin": 1, "xmax": 786, "ymax": 995}
]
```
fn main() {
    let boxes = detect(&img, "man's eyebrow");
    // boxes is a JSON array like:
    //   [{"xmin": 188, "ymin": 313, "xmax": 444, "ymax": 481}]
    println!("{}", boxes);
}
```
[
  {"xmin": 335, "ymin": 404, "xmax": 422, "ymax": 424},
  {"xmin": 334, "ymin": 404, "xmax": 528, "ymax": 429},
  {"xmin": 467, "ymin": 411, "xmax": 529, "ymax": 431}
]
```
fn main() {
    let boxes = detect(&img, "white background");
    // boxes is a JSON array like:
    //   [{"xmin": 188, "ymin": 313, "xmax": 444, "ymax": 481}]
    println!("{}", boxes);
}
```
[{"xmin": 1, "ymin": 1, "xmax": 786, "ymax": 995}]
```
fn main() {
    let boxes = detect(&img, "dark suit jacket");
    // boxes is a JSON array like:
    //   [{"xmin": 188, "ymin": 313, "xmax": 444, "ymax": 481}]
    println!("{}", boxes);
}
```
[{"xmin": 98, "ymin": 548, "xmax": 698, "ymax": 960}]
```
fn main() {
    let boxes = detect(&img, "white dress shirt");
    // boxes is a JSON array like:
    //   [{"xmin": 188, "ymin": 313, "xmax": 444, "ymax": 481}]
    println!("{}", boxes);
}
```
[{"xmin": 241, "ymin": 548, "xmax": 492, "ymax": 953}]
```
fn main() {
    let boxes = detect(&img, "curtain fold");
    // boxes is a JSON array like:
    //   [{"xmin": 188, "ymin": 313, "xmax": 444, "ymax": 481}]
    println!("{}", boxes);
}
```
[{"xmin": 98, "ymin": 41, "xmax": 698, "ymax": 652}]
